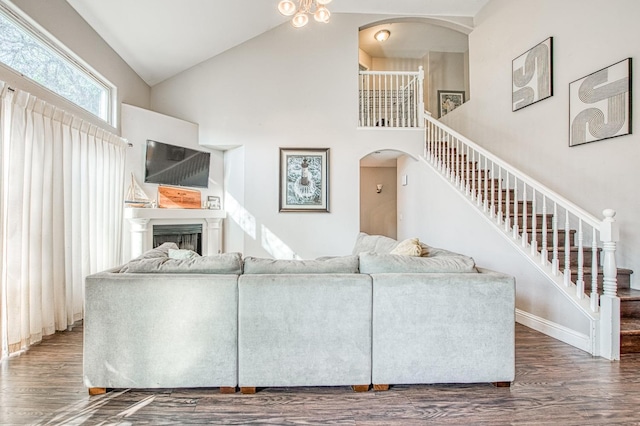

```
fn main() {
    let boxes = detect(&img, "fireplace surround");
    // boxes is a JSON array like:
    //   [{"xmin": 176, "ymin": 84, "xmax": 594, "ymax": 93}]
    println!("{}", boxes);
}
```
[{"xmin": 124, "ymin": 208, "xmax": 225, "ymax": 259}]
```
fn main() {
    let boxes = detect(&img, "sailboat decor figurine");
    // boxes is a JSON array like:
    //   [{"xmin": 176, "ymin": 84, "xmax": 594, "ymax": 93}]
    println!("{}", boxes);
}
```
[{"xmin": 125, "ymin": 173, "xmax": 154, "ymax": 208}]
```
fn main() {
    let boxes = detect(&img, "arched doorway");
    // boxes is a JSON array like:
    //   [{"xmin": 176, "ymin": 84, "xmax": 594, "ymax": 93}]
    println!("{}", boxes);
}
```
[
  {"xmin": 359, "ymin": 150, "xmax": 406, "ymax": 239},
  {"xmin": 358, "ymin": 19, "xmax": 470, "ymax": 116}
]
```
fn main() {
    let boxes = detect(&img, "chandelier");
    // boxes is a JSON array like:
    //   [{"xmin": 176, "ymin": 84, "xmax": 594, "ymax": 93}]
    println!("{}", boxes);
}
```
[{"xmin": 277, "ymin": 0, "xmax": 333, "ymax": 28}]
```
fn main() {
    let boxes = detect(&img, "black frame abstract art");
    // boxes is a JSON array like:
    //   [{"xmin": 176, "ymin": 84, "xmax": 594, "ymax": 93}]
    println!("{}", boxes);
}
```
[
  {"xmin": 512, "ymin": 37, "xmax": 553, "ymax": 111},
  {"xmin": 279, "ymin": 148, "xmax": 330, "ymax": 212},
  {"xmin": 569, "ymin": 58, "xmax": 632, "ymax": 147}
]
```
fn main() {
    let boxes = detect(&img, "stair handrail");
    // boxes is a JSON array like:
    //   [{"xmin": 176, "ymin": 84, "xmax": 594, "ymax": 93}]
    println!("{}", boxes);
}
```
[
  {"xmin": 424, "ymin": 114, "xmax": 602, "ymax": 229},
  {"xmin": 424, "ymin": 112, "xmax": 620, "ymax": 360}
]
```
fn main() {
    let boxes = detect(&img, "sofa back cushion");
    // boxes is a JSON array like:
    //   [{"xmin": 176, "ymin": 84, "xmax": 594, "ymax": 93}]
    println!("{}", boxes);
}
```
[
  {"xmin": 243, "ymin": 255, "xmax": 359, "ymax": 274},
  {"xmin": 120, "ymin": 252, "xmax": 243, "ymax": 274},
  {"xmin": 351, "ymin": 232, "xmax": 398, "ymax": 255},
  {"xmin": 359, "ymin": 252, "xmax": 477, "ymax": 274}
]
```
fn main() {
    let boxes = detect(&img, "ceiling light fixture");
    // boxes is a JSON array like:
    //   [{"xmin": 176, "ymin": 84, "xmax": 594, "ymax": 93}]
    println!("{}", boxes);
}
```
[
  {"xmin": 374, "ymin": 29, "xmax": 391, "ymax": 42},
  {"xmin": 278, "ymin": 0, "xmax": 332, "ymax": 28}
]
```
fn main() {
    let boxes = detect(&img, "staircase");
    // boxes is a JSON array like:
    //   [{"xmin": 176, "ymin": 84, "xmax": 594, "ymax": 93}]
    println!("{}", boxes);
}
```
[{"xmin": 424, "ymin": 115, "xmax": 635, "ymax": 359}]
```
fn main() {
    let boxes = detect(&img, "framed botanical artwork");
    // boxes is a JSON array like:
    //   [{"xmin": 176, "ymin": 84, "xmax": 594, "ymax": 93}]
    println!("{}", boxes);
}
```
[
  {"xmin": 438, "ymin": 90, "xmax": 465, "ymax": 118},
  {"xmin": 569, "ymin": 58, "xmax": 632, "ymax": 146},
  {"xmin": 512, "ymin": 37, "xmax": 553, "ymax": 111},
  {"xmin": 279, "ymin": 148, "xmax": 329, "ymax": 212}
]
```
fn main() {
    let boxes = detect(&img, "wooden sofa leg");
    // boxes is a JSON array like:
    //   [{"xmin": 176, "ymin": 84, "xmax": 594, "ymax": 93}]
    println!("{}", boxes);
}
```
[
  {"xmin": 351, "ymin": 385, "xmax": 370, "ymax": 392},
  {"xmin": 88, "ymin": 387, "xmax": 107, "ymax": 396},
  {"xmin": 220, "ymin": 387, "xmax": 237, "ymax": 394},
  {"xmin": 240, "ymin": 387, "xmax": 257, "ymax": 394},
  {"xmin": 492, "ymin": 381, "xmax": 511, "ymax": 388},
  {"xmin": 373, "ymin": 384, "xmax": 390, "ymax": 391}
]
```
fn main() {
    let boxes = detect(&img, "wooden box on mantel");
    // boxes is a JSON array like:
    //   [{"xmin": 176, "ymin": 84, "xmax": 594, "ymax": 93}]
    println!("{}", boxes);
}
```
[{"xmin": 158, "ymin": 185, "xmax": 201, "ymax": 209}]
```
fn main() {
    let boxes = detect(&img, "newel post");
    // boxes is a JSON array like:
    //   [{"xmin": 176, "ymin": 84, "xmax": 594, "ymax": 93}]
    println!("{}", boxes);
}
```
[{"xmin": 599, "ymin": 209, "xmax": 620, "ymax": 360}]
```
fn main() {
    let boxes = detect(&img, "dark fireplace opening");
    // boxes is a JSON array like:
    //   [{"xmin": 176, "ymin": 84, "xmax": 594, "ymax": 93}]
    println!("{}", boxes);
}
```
[{"xmin": 153, "ymin": 224, "xmax": 203, "ymax": 255}]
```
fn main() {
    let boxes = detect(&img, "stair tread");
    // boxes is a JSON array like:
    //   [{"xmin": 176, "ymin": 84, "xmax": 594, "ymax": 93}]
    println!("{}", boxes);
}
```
[
  {"xmin": 618, "ymin": 288, "xmax": 640, "ymax": 300},
  {"xmin": 571, "ymin": 266, "xmax": 633, "ymax": 275},
  {"xmin": 620, "ymin": 318, "xmax": 640, "ymax": 333}
]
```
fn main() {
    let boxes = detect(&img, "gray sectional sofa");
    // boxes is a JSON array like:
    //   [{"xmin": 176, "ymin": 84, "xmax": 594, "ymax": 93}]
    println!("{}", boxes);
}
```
[{"xmin": 83, "ymin": 234, "xmax": 515, "ymax": 395}]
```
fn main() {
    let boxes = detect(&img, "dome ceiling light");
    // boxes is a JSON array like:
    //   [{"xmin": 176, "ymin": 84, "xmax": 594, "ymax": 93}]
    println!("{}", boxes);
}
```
[{"xmin": 374, "ymin": 29, "xmax": 391, "ymax": 42}]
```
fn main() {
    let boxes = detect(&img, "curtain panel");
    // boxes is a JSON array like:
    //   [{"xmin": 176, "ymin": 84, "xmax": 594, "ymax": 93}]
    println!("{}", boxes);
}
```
[{"xmin": 0, "ymin": 81, "xmax": 125, "ymax": 357}]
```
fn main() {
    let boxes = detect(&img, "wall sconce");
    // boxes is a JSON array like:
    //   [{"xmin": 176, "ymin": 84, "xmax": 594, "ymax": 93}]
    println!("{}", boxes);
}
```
[{"xmin": 376, "ymin": 184, "xmax": 383, "ymax": 193}]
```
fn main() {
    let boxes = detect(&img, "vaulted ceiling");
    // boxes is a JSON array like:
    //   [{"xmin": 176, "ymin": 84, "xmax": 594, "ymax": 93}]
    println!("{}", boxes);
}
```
[{"xmin": 65, "ymin": 0, "xmax": 488, "ymax": 86}]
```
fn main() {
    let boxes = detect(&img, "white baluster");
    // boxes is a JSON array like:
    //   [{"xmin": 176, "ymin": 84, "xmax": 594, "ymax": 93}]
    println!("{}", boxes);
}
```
[
  {"xmin": 552, "ymin": 202, "xmax": 559, "ymax": 275},
  {"xmin": 540, "ymin": 197, "xmax": 548, "ymax": 265},
  {"xmin": 372, "ymin": 74, "xmax": 376, "ymax": 125},
  {"xmin": 445, "ymin": 134, "xmax": 451, "ymax": 180},
  {"xmin": 438, "ymin": 128, "xmax": 443, "ymax": 172},
  {"xmin": 465, "ymin": 145, "xmax": 470, "ymax": 195},
  {"xmin": 475, "ymin": 153, "xmax": 482, "ymax": 207},
  {"xmin": 576, "ymin": 219, "xmax": 584, "ymax": 299},
  {"xmin": 521, "ymin": 184, "xmax": 528, "ymax": 247},
  {"xmin": 591, "ymin": 227, "xmax": 599, "ymax": 312},
  {"xmin": 504, "ymin": 172, "xmax": 510, "ymax": 232},
  {"xmin": 490, "ymin": 161, "xmax": 495, "ymax": 218},
  {"xmin": 512, "ymin": 179, "xmax": 519, "ymax": 238},
  {"xmin": 530, "ymin": 189, "xmax": 537, "ymax": 255},
  {"xmin": 497, "ymin": 168, "xmax": 503, "ymax": 225},
  {"xmin": 452, "ymin": 138, "xmax": 460, "ymax": 186},
  {"xmin": 563, "ymin": 211, "xmax": 571, "ymax": 287},
  {"xmin": 483, "ymin": 157, "xmax": 488, "ymax": 212},
  {"xmin": 401, "ymin": 74, "xmax": 405, "ymax": 127},
  {"xmin": 471, "ymin": 150, "xmax": 476, "ymax": 202},
  {"xmin": 359, "ymin": 74, "xmax": 363, "ymax": 126}
]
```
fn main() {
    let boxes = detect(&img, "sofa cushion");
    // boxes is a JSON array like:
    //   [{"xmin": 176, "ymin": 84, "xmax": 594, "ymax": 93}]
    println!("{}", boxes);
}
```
[
  {"xmin": 243, "ymin": 255, "xmax": 359, "ymax": 274},
  {"xmin": 351, "ymin": 232, "xmax": 398, "ymax": 255},
  {"xmin": 359, "ymin": 252, "xmax": 477, "ymax": 274},
  {"xmin": 121, "ymin": 252, "xmax": 243, "ymax": 274}
]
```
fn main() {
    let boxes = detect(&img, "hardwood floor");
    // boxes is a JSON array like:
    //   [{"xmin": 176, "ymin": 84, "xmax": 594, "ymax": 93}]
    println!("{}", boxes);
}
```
[{"xmin": 2, "ymin": 323, "xmax": 640, "ymax": 425}]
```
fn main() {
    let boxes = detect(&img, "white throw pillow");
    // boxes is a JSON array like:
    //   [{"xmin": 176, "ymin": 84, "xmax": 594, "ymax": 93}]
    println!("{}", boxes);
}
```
[
  {"xmin": 168, "ymin": 249, "xmax": 201, "ymax": 260},
  {"xmin": 390, "ymin": 238, "xmax": 422, "ymax": 257}
]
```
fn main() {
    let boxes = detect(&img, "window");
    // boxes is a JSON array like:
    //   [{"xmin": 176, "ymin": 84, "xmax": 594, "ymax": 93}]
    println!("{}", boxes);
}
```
[{"xmin": 0, "ymin": 5, "xmax": 115, "ymax": 124}]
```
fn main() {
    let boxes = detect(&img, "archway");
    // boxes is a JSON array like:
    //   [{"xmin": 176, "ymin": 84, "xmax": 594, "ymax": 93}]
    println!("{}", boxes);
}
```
[
  {"xmin": 359, "ymin": 149, "xmax": 413, "ymax": 239},
  {"xmin": 358, "ymin": 18, "xmax": 470, "ymax": 116}
]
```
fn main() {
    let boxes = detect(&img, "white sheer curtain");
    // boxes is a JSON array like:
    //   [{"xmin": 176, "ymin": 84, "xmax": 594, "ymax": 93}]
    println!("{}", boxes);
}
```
[{"xmin": 0, "ymin": 81, "xmax": 126, "ymax": 357}]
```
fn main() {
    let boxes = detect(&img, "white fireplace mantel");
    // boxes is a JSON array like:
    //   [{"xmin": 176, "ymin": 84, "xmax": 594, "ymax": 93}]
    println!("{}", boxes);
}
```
[{"xmin": 124, "ymin": 208, "xmax": 226, "ymax": 259}]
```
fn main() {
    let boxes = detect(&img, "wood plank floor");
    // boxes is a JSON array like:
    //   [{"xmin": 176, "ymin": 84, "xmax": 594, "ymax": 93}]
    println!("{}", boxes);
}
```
[{"xmin": 2, "ymin": 323, "xmax": 640, "ymax": 425}]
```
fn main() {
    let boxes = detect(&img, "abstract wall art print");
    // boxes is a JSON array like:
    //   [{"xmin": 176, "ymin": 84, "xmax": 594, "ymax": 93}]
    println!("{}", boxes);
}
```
[
  {"xmin": 512, "ymin": 37, "xmax": 553, "ymax": 111},
  {"xmin": 279, "ymin": 148, "xmax": 329, "ymax": 212},
  {"xmin": 569, "ymin": 58, "xmax": 632, "ymax": 147}
]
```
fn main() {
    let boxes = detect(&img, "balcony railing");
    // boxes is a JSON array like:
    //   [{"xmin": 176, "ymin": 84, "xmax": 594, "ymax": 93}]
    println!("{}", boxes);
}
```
[{"xmin": 358, "ymin": 67, "xmax": 424, "ymax": 128}]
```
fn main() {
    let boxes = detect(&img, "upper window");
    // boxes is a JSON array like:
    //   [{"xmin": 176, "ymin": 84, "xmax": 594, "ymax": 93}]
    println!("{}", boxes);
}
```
[{"xmin": 0, "ymin": 6, "xmax": 114, "ymax": 124}]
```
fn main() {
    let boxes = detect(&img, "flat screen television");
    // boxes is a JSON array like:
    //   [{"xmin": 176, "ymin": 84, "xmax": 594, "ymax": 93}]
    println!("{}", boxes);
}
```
[{"xmin": 144, "ymin": 139, "xmax": 210, "ymax": 188}]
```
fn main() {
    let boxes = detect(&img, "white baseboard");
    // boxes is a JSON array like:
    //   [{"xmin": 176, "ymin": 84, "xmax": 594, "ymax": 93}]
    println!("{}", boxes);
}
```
[{"xmin": 516, "ymin": 309, "xmax": 592, "ymax": 354}]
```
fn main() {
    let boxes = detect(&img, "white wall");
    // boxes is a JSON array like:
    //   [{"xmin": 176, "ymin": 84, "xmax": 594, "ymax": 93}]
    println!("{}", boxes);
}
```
[
  {"xmin": 120, "ymin": 104, "xmax": 225, "ymax": 260},
  {"xmin": 360, "ymin": 166, "xmax": 397, "ymax": 239},
  {"xmin": 397, "ymin": 156, "xmax": 592, "ymax": 350},
  {"xmin": 4, "ymin": 0, "xmax": 150, "ymax": 130},
  {"xmin": 442, "ymin": 0, "xmax": 640, "ymax": 286},
  {"xmin": 150, "ymin": 14, "xmax": 426, "ymax": 259},
  {"xmin": 428, "ymin": 51, "xmax": 467, "ymax": 116}
]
